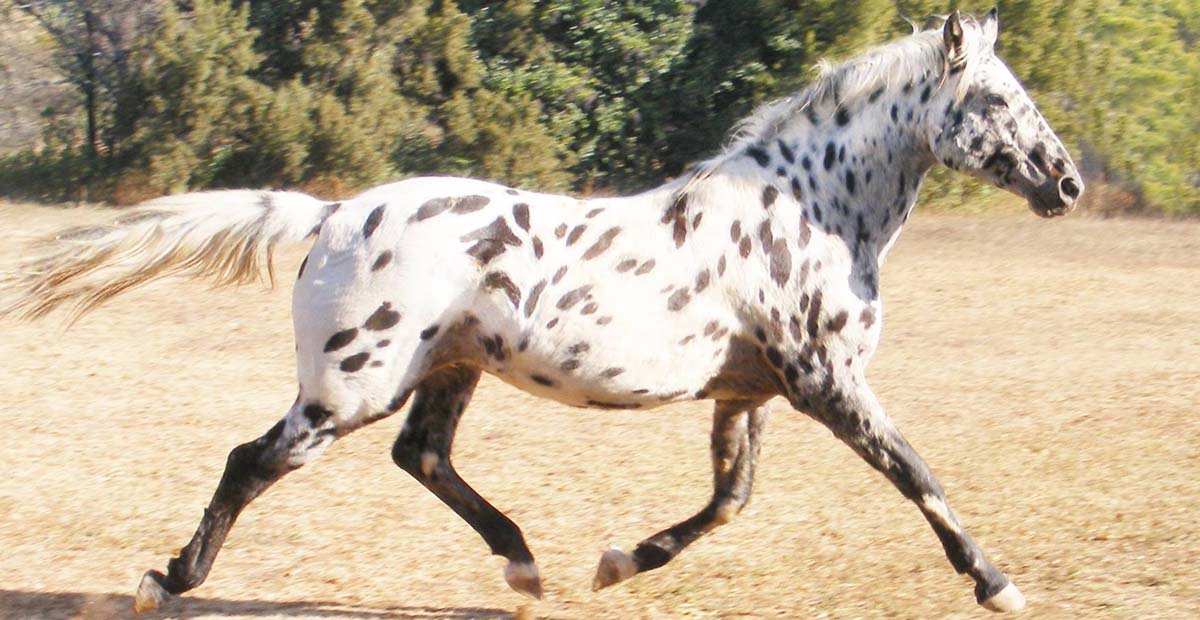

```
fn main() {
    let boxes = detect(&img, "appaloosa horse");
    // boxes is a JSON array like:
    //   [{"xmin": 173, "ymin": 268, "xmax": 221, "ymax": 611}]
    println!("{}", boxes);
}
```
[{"xmin": 1, "ymin": 10, "xmax": 1080, "ymax": 614}]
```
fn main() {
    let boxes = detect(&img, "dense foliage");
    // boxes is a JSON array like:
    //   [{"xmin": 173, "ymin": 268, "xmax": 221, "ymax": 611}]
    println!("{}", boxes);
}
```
[{"xmin": 3, "ymin": 0, "xmax": 1197, "ymax": 213}]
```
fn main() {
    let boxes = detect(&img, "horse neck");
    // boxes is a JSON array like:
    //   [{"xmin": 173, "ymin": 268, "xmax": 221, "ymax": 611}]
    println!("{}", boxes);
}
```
[{"xmin": 735, "ymin": 83, "xmax": 941, "ymax": 266}]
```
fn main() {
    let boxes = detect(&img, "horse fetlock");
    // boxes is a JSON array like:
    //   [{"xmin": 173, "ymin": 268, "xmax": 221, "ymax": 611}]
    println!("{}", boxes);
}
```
[
  {"xmin": 504, "ymin": 561, "xmax": 544, "ymax": 600},
  {"xmin": 592, "ymin": 547, "xmax": 639, "ymax": 591}
]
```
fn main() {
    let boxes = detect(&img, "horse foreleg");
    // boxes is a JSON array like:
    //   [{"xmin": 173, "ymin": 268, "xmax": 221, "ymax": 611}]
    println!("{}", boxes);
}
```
[
  {"xmin": 593, "ymin": 399, "xmax": 770, "ymax": 590},
  {"xmin": 391, "ymin": 365, "xmax": 542, "ymax": 599},
  {"xmin": 799, "ymin": 382, "xmax": 1024, "ymax": 613}
]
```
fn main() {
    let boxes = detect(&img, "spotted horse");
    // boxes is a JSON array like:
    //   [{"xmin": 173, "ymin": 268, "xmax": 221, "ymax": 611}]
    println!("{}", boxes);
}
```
[{"xmin": 0, "ymin": 10, "xmax": 1081, "ymax": 615}]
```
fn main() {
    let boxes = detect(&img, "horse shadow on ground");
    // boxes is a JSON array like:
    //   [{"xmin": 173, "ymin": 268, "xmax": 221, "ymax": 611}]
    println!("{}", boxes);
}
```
[{"xmin": 0, "ymin": 590, "xmax": 546, "ymax": 620}]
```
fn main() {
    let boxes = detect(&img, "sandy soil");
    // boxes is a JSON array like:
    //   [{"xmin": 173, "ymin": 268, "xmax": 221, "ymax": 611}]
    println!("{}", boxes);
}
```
[{"xmin": 0, "ymin": 202, "xmax": 1197, "ymax": 620}]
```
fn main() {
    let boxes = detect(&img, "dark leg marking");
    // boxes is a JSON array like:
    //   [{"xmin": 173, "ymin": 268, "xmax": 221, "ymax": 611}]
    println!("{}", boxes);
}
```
[
  {"xmin": 798, "ymin": 385, "xmax": 1014, "ymax": 607},
  {"xmin": 419, "ymin": 325, "xmax": 440, "ymax": 341},
  {"xmin": 392, "ymin": 366, "xmax": 539, "ymax": 595},
  {"xmin": 595, "ymin": 400, "xmax": 769, "ymax": 589}
]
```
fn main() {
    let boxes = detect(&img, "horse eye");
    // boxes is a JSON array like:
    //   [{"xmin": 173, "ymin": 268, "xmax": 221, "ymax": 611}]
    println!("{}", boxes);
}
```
[{"xmin": 985, "ymin": 94, "xmax": 1008, "ymax": 108}]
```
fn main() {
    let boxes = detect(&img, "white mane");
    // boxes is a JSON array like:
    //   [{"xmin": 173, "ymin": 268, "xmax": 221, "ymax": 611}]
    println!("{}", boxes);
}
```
[{"xmin": 678, "ymin": 23, "xmax": 988, "ymax": 196}]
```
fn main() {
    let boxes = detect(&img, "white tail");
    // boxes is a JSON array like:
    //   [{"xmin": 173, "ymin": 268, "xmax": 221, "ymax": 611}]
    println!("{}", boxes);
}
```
[{"xmin": 0, "ymin": 190, "xmax": 334, "ymax": 322}]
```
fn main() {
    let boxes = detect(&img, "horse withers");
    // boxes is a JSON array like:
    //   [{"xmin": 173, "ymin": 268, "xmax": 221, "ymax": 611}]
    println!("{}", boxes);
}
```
[{"xmin": 0, "ymin": 10, "xmax": 1080, "ymax": 615}]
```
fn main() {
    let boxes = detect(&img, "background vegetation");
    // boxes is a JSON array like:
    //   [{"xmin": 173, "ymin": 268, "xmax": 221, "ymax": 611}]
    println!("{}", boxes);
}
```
[{"xmin": 1, "ymin": 0, "xmax": 1197, "ymax": 214}]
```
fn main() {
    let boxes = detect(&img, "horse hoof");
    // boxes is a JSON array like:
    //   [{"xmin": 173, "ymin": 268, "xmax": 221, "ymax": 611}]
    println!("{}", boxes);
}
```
[
  {"xmin": 133, "ymin": 570, "xmax": 172, "ymax": 614},
  {"xmin": 504, "ymin": 561, "xmax": 543, "ymax": 600},
  {"xmin": 981, "ymin": 582, "xmax": 1026, "ymax": 613},
  {"xmin": 592, "ymin": 547, "xmax": 638, "ymax": 591}
]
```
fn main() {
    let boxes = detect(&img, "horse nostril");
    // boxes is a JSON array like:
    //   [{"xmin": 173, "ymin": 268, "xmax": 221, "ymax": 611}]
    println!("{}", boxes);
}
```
[{"xmin": 1059, "ymin": 176, "xmax": 1081, "ymax": 200}]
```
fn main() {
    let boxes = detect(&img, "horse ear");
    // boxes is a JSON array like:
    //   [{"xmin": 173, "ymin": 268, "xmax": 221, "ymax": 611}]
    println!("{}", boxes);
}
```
[
  {"xmin": 943, "ymin": 10, "xmax": 965, "ymax": 57},
  {"xmin": 982, "ymin": 7, "xmax": 999, "ymax": 46}
]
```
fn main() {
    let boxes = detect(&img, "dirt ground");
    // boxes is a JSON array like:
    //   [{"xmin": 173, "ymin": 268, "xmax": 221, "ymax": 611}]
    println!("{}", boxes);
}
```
[{"xmin": 1, "ymin": 201, "xmax": 1197, "ymax": 620}]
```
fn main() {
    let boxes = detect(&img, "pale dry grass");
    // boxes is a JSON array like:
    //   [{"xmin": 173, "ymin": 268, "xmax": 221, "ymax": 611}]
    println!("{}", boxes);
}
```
[{"xmin": 0, "ymin": 202, "xmax": 1197, "ymax": 620}]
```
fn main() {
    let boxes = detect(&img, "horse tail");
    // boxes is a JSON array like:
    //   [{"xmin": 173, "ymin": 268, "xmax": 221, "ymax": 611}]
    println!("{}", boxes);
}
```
[{"xmin": 0, "ymin": 190, "xmax": 336, "ymax": 322}]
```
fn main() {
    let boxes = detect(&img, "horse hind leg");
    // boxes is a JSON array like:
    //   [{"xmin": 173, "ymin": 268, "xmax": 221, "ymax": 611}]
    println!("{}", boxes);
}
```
[
  {"xmin": 594, "ymin": 399, "xmax": 770, "ymax": 590},
  {"xmin": 132, "ymin": 390, "xmax": 406, "ymax": 614},
  {"xmin": 390, "ymin": 365, "xmax": 542, "ymax": 599}
]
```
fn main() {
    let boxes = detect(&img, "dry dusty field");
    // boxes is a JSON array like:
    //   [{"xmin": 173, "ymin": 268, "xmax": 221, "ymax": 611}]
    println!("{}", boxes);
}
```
[{"xmin": 0, "ymin": 202, "xmax": 1197, "ymax": 620}]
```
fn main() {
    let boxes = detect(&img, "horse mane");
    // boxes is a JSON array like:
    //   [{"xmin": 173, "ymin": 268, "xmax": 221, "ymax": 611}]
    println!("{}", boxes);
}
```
[{"xmin": 674, "ymin": 21, "xmax": 986, "ymax": 198}]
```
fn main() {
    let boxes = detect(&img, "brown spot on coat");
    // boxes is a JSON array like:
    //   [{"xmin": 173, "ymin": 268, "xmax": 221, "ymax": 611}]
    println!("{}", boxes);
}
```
[
  {"xmin": 324, "ymin": 328, "xmax": 358, "ymax": 352},
  {"xmin": 525, "ymin": 280, "xmax": 547, "ymax": 317},
  {"xmin": 552, "ymin": 266, "xmax": 568, "ymax": 284},
  {"xmin": 758, "ymin": 220, "xmax": 774, "ymax": 247},
  {"xmin": 554, "ymin": 223, "xmax": 567, "ymax": 238},
  {"xmin": 340, "ymin": 352, "xmax": 371, "ymax": 372},
  {"xmin": 635, "ymin": 259, "xmax": 655, "ymax": 275},
  {"xmin": 806, "ymin": 290, "xmax": 824, "ymax": 339},
  {"xmin": 583, "ymin": 227, "xmax": 622, "ymax": 260},
  {"xmin": 586, "ymin": 207, "xmax": 604, "ymax": 218},
  {"xmin": 513, "ymin": 203, "xmax": 531, "ymax": 231},
  {"xmin": 616, "ymin": 258, "xmax": 638, "ymax": 272},
  {"xmin": 568, "ymin": 342, "xmax": 591, "ymax": 355},
  {"xmin": 730, "ymin": 220, "xmax": 742, "ymax": 243},
  {"xmin": 531, "ymin": 374, "xmax": 556, "ymax": 387},
  {"xmin": 581, "ymin": 302, "xmax": 598, "ymax": 315},
  {"xmin": 860, "ymin": 307, "xmax": 877, "ymax": 329},
  {"xmin": 483, "ymin": 272, "xmax": 521, "ymax": 310},
  {"xmin": 461, "ymin": 217, "xmax": 523, "ymax": 265},
  {"xmin": 695, "ymin": 269, "xmax": 711, "ymax": 293},
  {"xmin": 717, "ymin": 255, "xmax": 727, "ymax": 276},
  {"xmin": 372, "ymin": 250, "xmax": 393, "ymax": 271},
  {"xmin": 557, "ymin": 285, "xmax": 593, "ymax": 310},
  {"xmin": 419, "ymin": 325, "xmax": 440, "ymax": 340},
  {"xmin": 532, "ymin": 237, "xmax": 544, "ymax": 258},
  {"xmin": 739, "ymin": 236, "xmax": 752, "ymax": 258},
  {"xmin": 413, "ymin": 197, "xmax": 453, "ymax": 221},
  {"xmin": 769, "ymin": 240, "xmax": 791, "ymax": 287},
  {"xmin": 362, "ymin": 205, "xmax": 385, "ymax": 239},
  {"xmin": 799, "ymin": 214, "xmax": 812, "ymax": 246},
  {"xmin": 762, "ymin": 185, "xmax": 779, "ymax": 208},
  {"xmin": 566, "ymin": 224, "xmax": 588, "ymax": 246},
  {"xmin": 704, "ymin": 320, "xmax": 719, "ymax": 336},
  {"xmin": 450, "ymin": 195, "xmax": 490, "ymax": 214},
  {"xmin": 667, "ymin": 288, "xmax": 692, "ymax": 311},
  {"xmin": 789, "ymin": 315, "xmax": 804, "ymax": 341},
  {"xmin": 364, "ymin": 302, "xmax": 401, "ymax": 331},
  {"xmin": 827, "ymin": 310, "xmax": 849, "ymax": 332},
  {"xmin": 561, "ymin": 359, "xmax": 581, "ymax": 372},
  {"xmin": 601, "ymin": 367, "xmax": 625, "ymax": 379}
]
